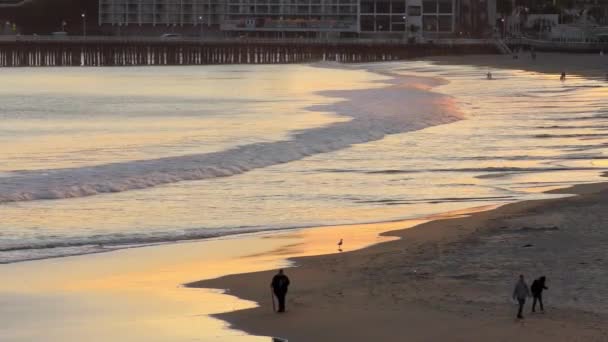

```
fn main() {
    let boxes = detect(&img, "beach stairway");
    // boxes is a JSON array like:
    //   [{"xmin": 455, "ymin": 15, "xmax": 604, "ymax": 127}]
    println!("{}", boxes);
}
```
[{"xmin": 494, "ymin": 39, "xmax": 513, "ymax": 55}]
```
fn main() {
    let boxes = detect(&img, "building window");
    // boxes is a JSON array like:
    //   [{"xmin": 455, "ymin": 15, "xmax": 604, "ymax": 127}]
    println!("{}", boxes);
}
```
[
  {"xmin": 391, "ymin": 15, "xmax": 405, "ymax": 23},
  {"xmin": 391, "ymin": 2, "xmax": 405, "ymax": 14},
  {"xmin": 422, "ymin": 0, "xmax": 436, "ymax": 13},
  {"xmin": 376, "ymin": 1, "xmax": 390, "ymax": 14},
  {"xmin": 361, "ymin": 0, "xmax": 374, "ymax": 13},
  {"xmin": 423, "ymin": 15, "xmax": 437, "ymax": 31},
  {"xmin": 392, "ymin": 23, "xmax": 406, "ymax": 31},
  {"xmin": 408, "ymin": 6, "xmax": 421, "ymax": 16},
  {"xmin": 361, "ymin": 15, "xmax": 374, "ymax": 31},
  {"xmin": 376, "ymin": 15, "xmax": 390, "ymax": 31},
  {"xmin": 438, "ymin": 15, "xmax": 452, "ymax": 31},
  {"xmin": 438, "ymin": 0, "xmax": 452, "ymax": 13}
]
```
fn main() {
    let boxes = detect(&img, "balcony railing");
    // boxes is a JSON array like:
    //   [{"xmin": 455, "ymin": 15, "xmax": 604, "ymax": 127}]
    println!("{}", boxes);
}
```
[
  {"xmin": 221, "ymin": 19, "xmax": 357, "ymax": 31},
  {"xmin": 0, "ymin": 34, "xmax": 498, "ymax": 46}
]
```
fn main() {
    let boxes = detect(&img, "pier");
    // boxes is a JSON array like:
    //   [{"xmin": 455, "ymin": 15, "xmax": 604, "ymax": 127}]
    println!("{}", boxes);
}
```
[{"xmin": 0, "ymin": 36, "xmax": 499, "ymax": 67}]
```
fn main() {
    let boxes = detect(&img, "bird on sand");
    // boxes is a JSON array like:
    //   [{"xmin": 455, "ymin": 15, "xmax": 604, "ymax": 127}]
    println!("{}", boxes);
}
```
[{"xmin": 337, "ymin": 238, "xmax": 343, "ymax": 251}]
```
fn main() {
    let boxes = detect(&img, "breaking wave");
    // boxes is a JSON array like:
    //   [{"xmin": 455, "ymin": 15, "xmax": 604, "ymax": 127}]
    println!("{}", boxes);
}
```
[{"xmin": 0, "ymin": 72, "xmax": 461, "ymax": 203}]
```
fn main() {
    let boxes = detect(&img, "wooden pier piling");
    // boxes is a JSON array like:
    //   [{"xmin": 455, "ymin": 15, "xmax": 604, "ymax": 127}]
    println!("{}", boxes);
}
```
[{"xmin": 0, "ymin": 37, "xmax": 499, "ymax": 67}]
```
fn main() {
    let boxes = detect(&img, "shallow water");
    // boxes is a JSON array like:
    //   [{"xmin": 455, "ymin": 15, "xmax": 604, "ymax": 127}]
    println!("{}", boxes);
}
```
[{"xmin": 1, "ymin": 62, "xmax": 608, "ymax": 263}]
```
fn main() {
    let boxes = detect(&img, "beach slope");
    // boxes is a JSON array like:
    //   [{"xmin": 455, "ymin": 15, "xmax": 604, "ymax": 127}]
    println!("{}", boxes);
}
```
[{"xmin": 190, "ymin": 182, "xmax": 608, "ymax": 341}]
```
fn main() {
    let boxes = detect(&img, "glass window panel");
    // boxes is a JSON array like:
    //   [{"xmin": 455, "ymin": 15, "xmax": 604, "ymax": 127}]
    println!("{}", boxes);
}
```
[
  {"xmin": 391, "ymin": 15, "xmax": 405, "ymax": 23},
  {"xmin": 438, "ymin": 15, "xmax": 452, "ymax": 31},
  {"xmin": 392, "ymin": 23, "xmax": 406, "ymax": 31},
  {"xmin": 438, "ymin": 0, "xmax": 452, "ymax": 13},
  {"xmin": 361, "ymin": 15, "xmax": 375, "ymax": 31},
  {"xmin": 422, "ymin": 0, "xmax": 436, "ymax": 13},
  {"xmin": 408, "ymin": 5, "xmax": 421, "ymax": 16},
  {"xmin": 376, "ymin": 15, "xmax": 390, "ymax": 30},
  {"xmin": 423, "ymin": 14, "xmax": 437, "ymax": 31},
  {"xmin": 361, "ymin": 1, "xmax": 374, "ymax": 13},
  {"xmin": 376, "ymin": 1, "xmax": 390, "ymax": 13},
  {"xmin": 391, "ymin": 2, "xmax": 405, "ymax": 13}
]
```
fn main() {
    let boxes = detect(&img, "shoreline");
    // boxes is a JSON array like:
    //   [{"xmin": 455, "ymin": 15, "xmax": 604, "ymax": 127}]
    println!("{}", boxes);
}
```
[
  {"xmin": 429, "ymin": 52, "xmax": 608, "ymax": 80},
  {"xmin": 0, "ymin": 62, "xmax": 463, "ymax": 264},
  {"xmin": 190, "ymin": 181, "xmax": 608, "ymax": 341},
  {"xmin": 3, "ymin": 52, "xmax": 605, "ymax": 264},
  {"xmin": 2, "ymin": 53, "xmax": 607, "ymax": 340},
  {"xmin": 188, "ymin": 54, "xmax": 608, "ymax": 340}
]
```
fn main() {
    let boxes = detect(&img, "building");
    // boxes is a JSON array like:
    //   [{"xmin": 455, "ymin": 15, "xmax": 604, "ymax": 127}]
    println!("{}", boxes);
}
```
[
  {"xmin": 0, "ymin": 0, "xmax": 28, "ymax": 6},
  {"xmin": 98, "ymin": 0, "xmax": 220, "ymax": 27},
  {"xmin": 98, "ymin": 0, "xmax": 493, "ymax": 38},
  {"xmin": 98, "ymin": 0, "xmax": 360, "ymax": 37},
  {"xmin": 221, "ymin": 0, "xmax": 359, "ymax": 37},
  {"xmin": 456, "ymin": 0, "xmax": 496, "ymax": 37}
]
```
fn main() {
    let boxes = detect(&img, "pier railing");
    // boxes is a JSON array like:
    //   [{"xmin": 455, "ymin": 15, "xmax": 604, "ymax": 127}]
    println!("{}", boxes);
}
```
[
  {"xmin": 506, "ymin": 36, "xmax": 608, "ymax": 52},
  {"xmin": 0, "ymin": 35, "xmax": 497, "ymax": 45}
]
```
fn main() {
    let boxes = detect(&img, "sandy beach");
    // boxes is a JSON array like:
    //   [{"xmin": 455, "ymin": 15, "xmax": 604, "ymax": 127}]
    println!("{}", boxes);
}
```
[
  {"xmin": 191, "ymin": 181, "xmax": 608, "ymax": 342},
  {"xmin": 189, "ymin": 53, "xmax": 608, "ymax": 341},
  {"xmin": 2, "ymin": 52, "xmax": 608, "ymax": 341}
]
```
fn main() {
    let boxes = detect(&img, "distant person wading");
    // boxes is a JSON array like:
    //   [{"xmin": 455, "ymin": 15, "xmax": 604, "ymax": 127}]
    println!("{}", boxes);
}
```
[{"xmin": 271, "ymin": 269, "xmax": 290, "ymax": 313}]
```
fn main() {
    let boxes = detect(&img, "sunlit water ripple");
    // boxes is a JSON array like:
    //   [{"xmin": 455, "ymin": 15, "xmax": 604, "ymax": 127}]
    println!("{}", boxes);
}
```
[{"xmin": 0, "ymin": 61, "xmax": 606, "ymax": 263}]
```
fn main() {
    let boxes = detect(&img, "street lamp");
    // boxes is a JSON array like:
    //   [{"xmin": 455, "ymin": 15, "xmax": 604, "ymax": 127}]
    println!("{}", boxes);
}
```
[
  {"xmin": 198, "ymin": 16, "xmax": 204, "ymax": 39},
  {"xmin": 81, "ymin": 13, "xmax": 87, "ymax": 37}
]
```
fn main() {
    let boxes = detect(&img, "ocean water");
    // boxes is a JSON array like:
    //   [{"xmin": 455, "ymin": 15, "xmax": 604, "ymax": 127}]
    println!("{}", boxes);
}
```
[{"xmin": 1, "ymin": 62, "xmax": 607, "ymax": 264}]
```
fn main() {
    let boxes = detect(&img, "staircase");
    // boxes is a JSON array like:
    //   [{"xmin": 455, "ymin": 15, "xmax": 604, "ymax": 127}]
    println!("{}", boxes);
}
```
[{"xmin": 494, "ymin": 39, "xmax": 513, "ymax": 55}]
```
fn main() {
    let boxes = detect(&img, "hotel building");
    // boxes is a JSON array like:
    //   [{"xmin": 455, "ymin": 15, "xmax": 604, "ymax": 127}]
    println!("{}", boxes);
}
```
[{"xmin": 99, "ymin": 0, "xmax": 496, "ymax": 38}]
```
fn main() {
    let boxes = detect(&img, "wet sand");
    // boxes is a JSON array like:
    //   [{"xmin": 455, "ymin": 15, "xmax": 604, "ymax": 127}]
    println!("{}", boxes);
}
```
[
  {"xmin": 0, "ymin": 210, "xmax": 432, "ymax": 341},
  {"xmin": 189, "ymin": 53, "xmax": 608, "ymax": 341},
  {"xmin": 190, "ymin": 182, "xmax": 608, "ymax": 341},
  {"xmin": 3, "ymin": 53, "xmax": 607, "ymax": 341}
]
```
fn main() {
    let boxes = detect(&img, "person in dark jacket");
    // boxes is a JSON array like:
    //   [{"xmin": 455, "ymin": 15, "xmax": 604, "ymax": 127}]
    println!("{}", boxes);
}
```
[
  {"xmin": 531, "ymin": 276, "xmax": 548, "ymax": 313},
  {"xmin": 271, "ymin": 269, "xmax": 290, "ymax": 313}
]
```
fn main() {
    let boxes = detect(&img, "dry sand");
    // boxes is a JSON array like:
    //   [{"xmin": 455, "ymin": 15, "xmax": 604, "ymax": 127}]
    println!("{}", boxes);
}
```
[{"xmin": 189, "ymin": 54, "xmax": 608, "ymax": 341}]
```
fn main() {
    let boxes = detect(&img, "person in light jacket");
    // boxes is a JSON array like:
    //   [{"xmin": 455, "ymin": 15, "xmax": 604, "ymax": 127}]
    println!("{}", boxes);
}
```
[{"xmin": 513, "ymin": 274, "xmax": 531, "ymax": 319}]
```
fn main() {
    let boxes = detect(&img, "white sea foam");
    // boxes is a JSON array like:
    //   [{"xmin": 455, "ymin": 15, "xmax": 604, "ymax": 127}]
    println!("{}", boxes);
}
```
[
  {"xmin": 0, "ymin": 72, "xmax": 461, "ymax": 203},
  {"xmin": 2, "ymin": 61, "xmax": 608, "ymax": 265}
]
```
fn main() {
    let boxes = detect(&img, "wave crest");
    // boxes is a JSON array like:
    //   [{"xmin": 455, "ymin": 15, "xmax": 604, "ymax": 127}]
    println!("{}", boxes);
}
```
[{"xmin": 0, "ymin": 71, "xmax": 461, "ymax": 203}]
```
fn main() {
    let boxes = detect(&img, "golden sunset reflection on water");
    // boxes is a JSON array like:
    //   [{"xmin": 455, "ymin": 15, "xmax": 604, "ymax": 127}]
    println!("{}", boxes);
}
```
[{"xmin": 1, "ymin": 59, "xmax": 608, "ymax": 340}]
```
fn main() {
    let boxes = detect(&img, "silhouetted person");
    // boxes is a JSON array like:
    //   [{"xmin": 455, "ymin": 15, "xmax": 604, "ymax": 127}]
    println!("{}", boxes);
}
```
[
  {"xmin": 513, "ymin": 274, "xmax": 531, "ymax": 319},
  {"xmin": 560, "ymin": 72, "xmax": 567, "ymax": 81},
  {"xmin": 531, "ymin": 276, "xmax": 548, "ymax": 313},
  {"xmin": 271, "ymin": 269, "xmax": 290, "ymax": 313},
  {"xmin": 486, "ymin": 71, "xmax": 493, "ymax": 80}
]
